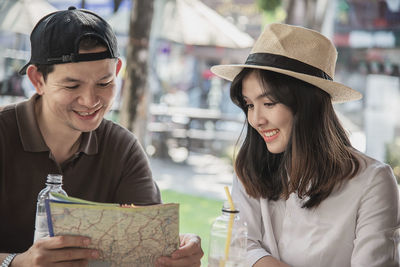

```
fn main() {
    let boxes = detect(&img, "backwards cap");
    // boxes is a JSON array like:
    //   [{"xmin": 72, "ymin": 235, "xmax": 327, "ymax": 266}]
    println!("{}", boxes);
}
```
[{"xmin": 19, "ymin": 6, "xmax": 119, "ymax": 75}]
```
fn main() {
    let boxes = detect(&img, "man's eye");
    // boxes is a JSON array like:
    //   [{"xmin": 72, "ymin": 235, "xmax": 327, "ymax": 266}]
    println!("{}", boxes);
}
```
[
  {"xmin": 98, "ymin": 82, "xmax": 111, "ymax": 87},
  {"xmin": 65, "ymin": 85, "xmax": 79, "ymax": 89}
]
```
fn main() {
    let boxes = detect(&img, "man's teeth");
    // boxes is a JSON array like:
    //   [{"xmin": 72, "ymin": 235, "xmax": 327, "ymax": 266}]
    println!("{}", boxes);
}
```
[
  {"xmin": 264, "ymin": 130, "xmax": 279, "ymax": 137},
  {"xmin": 77, "ymin": 110, "xmax": 97, "ymax": 116}
]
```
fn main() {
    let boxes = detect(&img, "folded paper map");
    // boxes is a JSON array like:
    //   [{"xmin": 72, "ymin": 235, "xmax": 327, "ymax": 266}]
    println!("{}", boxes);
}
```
[{"xmin": 46, "ymin": 193, "xmax": 179, "ymax": 267}]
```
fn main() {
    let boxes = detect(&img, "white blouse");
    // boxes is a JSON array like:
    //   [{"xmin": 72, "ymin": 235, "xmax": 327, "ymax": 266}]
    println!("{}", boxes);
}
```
[{"xmin": 232, "ymin": 152, "xmax": 399, "ymax": 267}]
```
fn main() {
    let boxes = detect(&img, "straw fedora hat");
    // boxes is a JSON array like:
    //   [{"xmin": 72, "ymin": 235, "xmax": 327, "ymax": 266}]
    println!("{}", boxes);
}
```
[{"xmin": 211, "ymin": 23, "xmax": 362, "ymax": 103}]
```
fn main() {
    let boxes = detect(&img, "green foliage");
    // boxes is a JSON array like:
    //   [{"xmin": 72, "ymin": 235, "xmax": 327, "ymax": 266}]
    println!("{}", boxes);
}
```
[
  {"xmin": 385, "ymin": 138, "xmax": 400, "ymax": 184},
  {"xmin": 257, "ymin": 0, "xmax": 282, "ymax": 12},
  {"xmin": 161, "ymin": 190, "xmax": 223, "ymax": 266},
  {"xmin": 261, "ymin": 5, "xmax": 287, "ymax": 24},
  {"xmin": 337, "ymin": 0, "xmax": 350, "ymax": 12}
]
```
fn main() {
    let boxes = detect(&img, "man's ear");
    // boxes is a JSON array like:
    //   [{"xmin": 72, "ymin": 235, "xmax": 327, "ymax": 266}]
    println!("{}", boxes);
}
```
[
  {"xmin": 115, "ymin": 58, "xmax": 122, "ymax": 76},
  {"xmin": 26, "ymin": 65, "xmax": 45, "ymax": 95}
]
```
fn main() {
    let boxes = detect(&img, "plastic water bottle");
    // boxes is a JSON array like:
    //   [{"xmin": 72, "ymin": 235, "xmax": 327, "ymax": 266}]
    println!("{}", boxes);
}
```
[
  {"xmin": 34, "ymin": 174, "xmax": 68, "ymax": 242},
  {"xmin": 208, "ymin": 201, "xmax": 247, "ymax": 267}
]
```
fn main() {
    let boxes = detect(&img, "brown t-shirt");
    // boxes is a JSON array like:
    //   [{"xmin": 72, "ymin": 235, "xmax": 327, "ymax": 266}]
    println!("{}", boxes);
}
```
[{"xmin": 0, "ymin": 95, "xmax": 161, "ymax": 253}]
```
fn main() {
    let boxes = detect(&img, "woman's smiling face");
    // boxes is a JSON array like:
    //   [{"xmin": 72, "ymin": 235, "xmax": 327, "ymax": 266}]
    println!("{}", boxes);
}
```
[{"xmin": 242, "ymin": 71, "xmax": 293, "ymax": 154}]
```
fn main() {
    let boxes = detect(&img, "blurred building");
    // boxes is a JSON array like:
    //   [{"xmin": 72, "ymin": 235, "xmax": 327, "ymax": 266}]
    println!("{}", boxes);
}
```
[
  {"xmin": 332, "ymin": 0, "xmax": 400, "ymax": 162},
  {"xmin": 201, "ymin": 0, "xmax": 263, "ymax": 39}
]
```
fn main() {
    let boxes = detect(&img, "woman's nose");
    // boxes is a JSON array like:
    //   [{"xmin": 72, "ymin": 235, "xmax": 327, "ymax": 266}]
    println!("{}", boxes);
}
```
[{"xmin": 251, "ymin": 106, "xmax": 267, "ymax": 127}]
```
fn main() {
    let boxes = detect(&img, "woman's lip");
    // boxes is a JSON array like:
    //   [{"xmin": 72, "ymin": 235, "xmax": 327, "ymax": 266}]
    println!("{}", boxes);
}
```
[{"xmin": 261, "ymin": 129, "xmax": 280, "ymax": 142}]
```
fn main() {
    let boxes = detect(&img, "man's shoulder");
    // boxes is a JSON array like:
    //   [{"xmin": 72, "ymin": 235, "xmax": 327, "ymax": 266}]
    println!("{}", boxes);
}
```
[
  {"xmin": 0, "ymin": 103, "xmax": 16, "ymax": 113},
  {"xmin": 96, "ymin": 119, "xmax": 138, "ymax": 143},
  {"xmin": 0, "ymin": 103, "xmax": 17, "ymax": 123},
  {"xmin": 0, "ymin": 97, "xmax": 32, "ymax": 120},
  {"xmin": 97, "ymin": 118, "xmax": 132, "ymax": 134}
]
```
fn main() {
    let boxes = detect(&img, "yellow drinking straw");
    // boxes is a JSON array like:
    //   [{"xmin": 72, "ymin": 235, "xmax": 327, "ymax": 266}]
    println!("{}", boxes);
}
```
[{"xmin": 220, "ymin": 186, "xmax": 235, "ymax": 267}]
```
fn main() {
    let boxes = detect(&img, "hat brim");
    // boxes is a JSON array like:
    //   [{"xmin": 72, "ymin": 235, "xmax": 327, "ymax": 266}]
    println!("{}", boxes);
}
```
[
  {"xmin": 211, "ymin": 64, "xmax": 362, "ymax": 103},
  {"xmin": 18, "ymin": 62, "xmax": 30, "ymax": 75}
]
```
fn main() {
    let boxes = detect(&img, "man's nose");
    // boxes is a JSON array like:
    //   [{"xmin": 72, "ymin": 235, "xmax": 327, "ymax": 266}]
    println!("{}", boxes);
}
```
[{"xmin": 78, "ymin": 87, "xmax": 100, "ymax": 108}]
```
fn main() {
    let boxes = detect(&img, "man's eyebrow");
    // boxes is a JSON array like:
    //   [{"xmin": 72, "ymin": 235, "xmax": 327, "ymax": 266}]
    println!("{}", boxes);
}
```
[
  {"xmin": 58, "ymin": 77, "xmax": 81, "ymax": 83},
  {"xmin": 98, "ymin": 73, "xmax": 113, "ymax": 81},
  {"xmin": 57, "ymin": 73, "xmax": 113, "ymax": 83}
]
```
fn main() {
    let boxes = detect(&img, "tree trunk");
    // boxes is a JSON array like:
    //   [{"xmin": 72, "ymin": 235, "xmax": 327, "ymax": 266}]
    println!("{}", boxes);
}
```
[
  {"xmin": 284, "ymin": 0, "xmax": 325, "ymax": 31},
  {"xmin": 120, "ymin": 0, "xmax": 154, "ymax": 146},
  {"xmin": 284, "ymin": 0, "xmax": 296, "ymax": 25},
  {"xmin": 313, "ymin": 0, "xmax": 329, "ymax": 32}
]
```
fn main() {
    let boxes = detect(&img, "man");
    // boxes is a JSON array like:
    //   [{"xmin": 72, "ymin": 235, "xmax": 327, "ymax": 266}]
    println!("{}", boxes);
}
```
[{"xmin": 0, "ymin": 6, "xmax": 203, "ymax": 267}]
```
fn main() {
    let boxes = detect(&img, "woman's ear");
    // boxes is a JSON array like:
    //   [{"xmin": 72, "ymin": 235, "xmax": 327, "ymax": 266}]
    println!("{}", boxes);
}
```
[{"xmin": 26, "ymin": 65, "xmax": 45, "ymax": 95}]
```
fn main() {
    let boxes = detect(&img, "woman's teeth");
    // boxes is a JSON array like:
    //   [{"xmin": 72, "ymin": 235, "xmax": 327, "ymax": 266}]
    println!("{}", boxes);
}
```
[{"xmin": 264, "ymin": 129, "xmax": 279, "ymax": 137}]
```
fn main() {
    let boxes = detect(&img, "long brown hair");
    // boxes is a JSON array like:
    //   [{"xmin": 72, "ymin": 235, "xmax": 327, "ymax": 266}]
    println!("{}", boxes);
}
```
[{"xmin": 231, "ymin": 69, "xmax": 360, "ymax": 208}]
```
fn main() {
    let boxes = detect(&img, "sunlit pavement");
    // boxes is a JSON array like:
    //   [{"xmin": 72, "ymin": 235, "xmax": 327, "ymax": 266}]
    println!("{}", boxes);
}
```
[{"xmin": 149, "ymin": 153, "xmax": 234, "ymax": 200}]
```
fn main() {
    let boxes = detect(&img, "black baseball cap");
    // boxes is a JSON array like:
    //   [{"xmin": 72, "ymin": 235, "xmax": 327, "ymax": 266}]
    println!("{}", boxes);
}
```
[{"xmin": 19, "ymin": 6, "xmax": 119, "ymax": 75}]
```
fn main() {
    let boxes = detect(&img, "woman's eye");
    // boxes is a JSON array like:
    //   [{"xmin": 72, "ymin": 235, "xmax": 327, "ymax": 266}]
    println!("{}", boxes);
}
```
[
  {"xmin": 264, "ymin": 102, "xmax": 276, "ymax": 107},
  {"xmin": 245, "ymin": 103, "xmax": 254, "ymax": 109}
]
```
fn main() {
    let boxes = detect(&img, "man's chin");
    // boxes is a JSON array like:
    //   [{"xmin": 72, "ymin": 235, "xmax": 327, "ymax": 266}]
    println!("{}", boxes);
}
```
[{"xmin": 71, "ymin": 121, "xmax": 102, "ymax": 133}]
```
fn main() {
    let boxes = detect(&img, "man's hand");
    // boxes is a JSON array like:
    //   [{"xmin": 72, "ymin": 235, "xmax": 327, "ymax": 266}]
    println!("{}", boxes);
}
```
[
  {"xmin": 11, "ymin": 236, "xmax": 99, "ymax": 267},
  {"xmin": 155, "ymin": 233, "xmax": 204, "ymax": 267}
]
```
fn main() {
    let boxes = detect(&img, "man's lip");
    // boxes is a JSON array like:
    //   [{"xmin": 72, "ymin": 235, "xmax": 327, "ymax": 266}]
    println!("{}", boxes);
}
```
[
  {"xmin": 73, "ymin": 107, "xmax": 103, "ymax": 118},
  {"xmin": 74, "ymin": 106, "xmax": 102, "ymax": 116}
]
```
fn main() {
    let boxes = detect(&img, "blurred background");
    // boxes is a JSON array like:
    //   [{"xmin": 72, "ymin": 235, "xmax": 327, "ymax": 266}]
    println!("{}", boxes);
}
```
[{"xmin": 1, "ymin": 0, "xmax": 399, "ymax": 265}]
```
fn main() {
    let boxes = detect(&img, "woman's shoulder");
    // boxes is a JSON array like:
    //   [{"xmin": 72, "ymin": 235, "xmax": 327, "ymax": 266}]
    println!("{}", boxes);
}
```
[
  {"xmin": 354, "ymin": 150, "xmax": 392, "ymax": 174},
  {"xmin": 352, "ymin": 150, "xmax": 397, "ymax": 190}
]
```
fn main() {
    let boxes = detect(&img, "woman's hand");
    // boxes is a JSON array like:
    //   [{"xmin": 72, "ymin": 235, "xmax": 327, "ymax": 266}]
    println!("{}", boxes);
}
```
[{"xmin": 155, "ymin": 233, "xmax": 204, "ymax": 267}]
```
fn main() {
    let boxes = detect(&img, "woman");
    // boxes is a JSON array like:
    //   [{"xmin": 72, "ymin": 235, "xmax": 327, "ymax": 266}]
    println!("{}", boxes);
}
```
[{"xmin": 211, "ymin": 23, "xmax": 399, "ymax": 267}]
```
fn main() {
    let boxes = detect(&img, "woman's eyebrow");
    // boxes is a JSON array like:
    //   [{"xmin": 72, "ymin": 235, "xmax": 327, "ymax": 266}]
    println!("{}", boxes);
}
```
[
  {"xmin": 257, "ymin": 93, "xmax": 271, "ymax": 100},
  {"xmin": 243, "ymin": 93, "xmax": 271, "ymax": 101}
]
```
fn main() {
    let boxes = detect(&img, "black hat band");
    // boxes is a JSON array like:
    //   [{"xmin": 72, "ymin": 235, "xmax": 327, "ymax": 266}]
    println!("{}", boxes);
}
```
[
  {"xmin": 47, "ymin": 51, "xmax": 113, "ymax": 64},
  {"xmin": 245, "ymin": 53, "xmax": 333, "ymax": 81}
]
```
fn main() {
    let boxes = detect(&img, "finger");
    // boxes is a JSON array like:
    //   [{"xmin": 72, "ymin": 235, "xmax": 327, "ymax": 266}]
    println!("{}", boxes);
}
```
[
  {"xmin": 53, "ymin": 259, "xmax": 89, "ymax": 267},
  {"xmin": 178, "ymin": 233, "xmax": 196, "ymax": 246},
  {"xmin": 36, "ymin": 236, "xmax": 91, "ymax": 250},
  {"xmin": 171, "ymin": 237, "xmax": 202, "ymax": 259},
  {"xmin": 156, "ymin": 253, "xmax": 202, "ymax": 267},
  {"xmin": 49, "ymin": 247, "xmax": 100, "ymax": 263}
]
